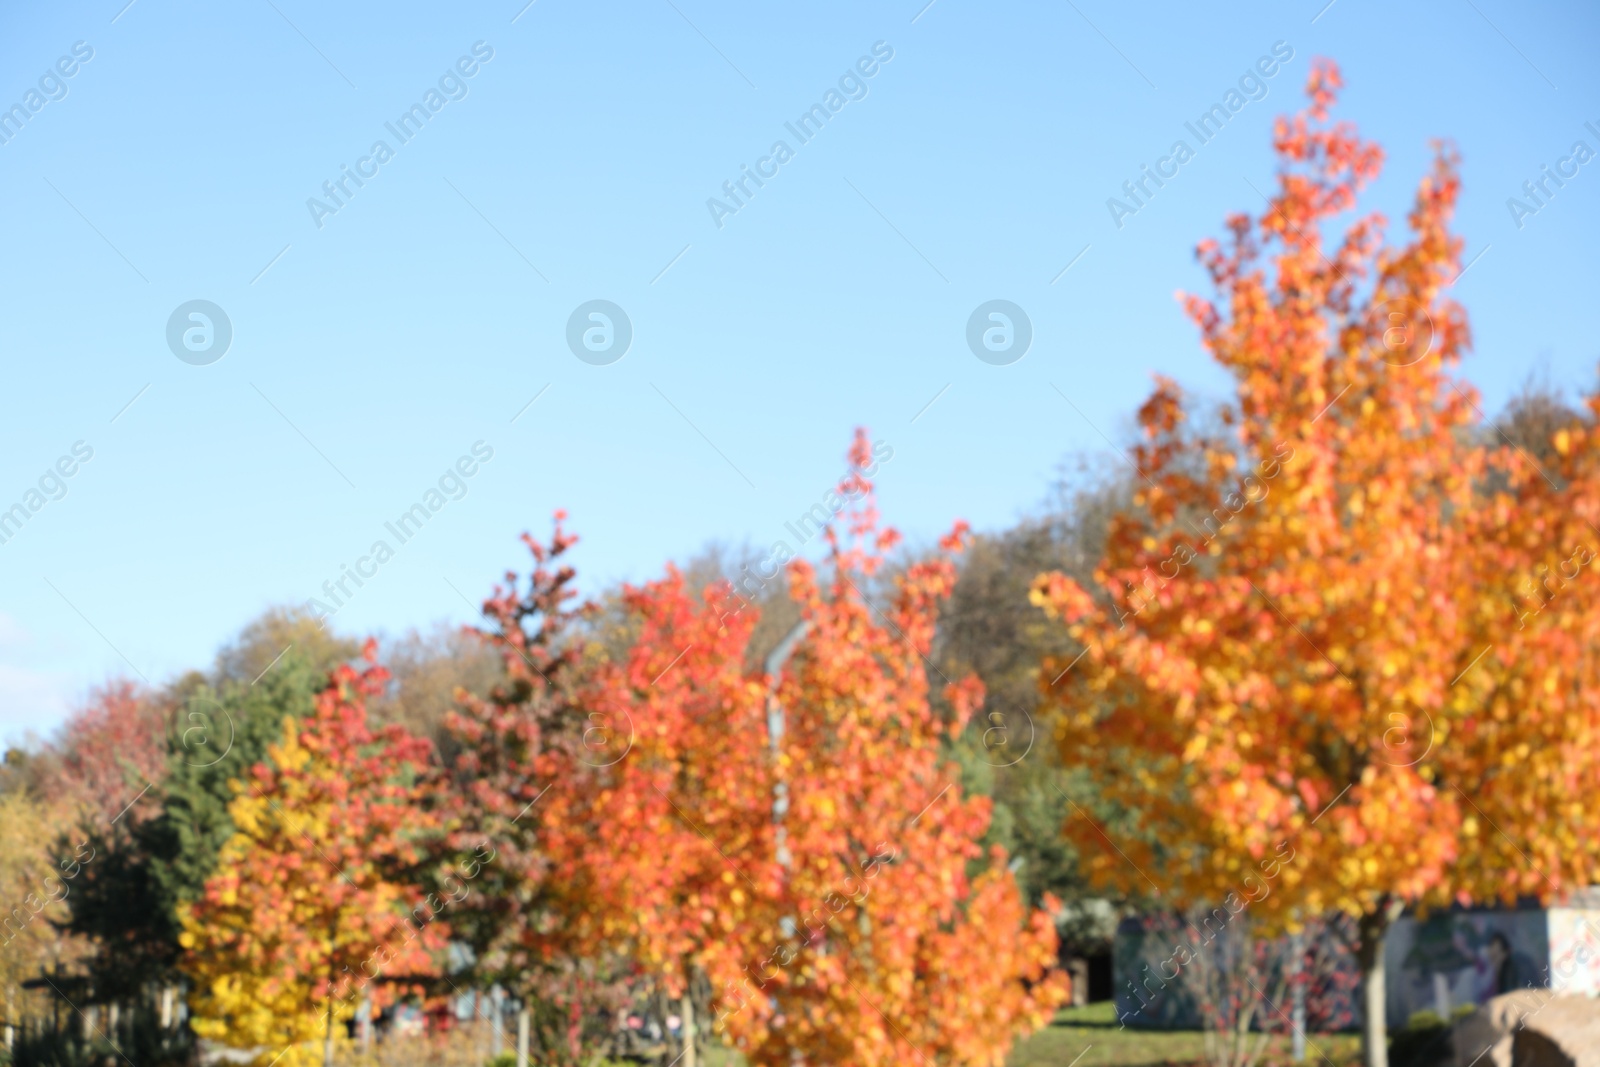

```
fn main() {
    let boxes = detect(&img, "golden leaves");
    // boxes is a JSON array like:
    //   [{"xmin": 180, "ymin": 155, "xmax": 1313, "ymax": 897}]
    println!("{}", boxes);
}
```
[
  {"xmin": 180, "ymin": 663, "xmax": 441, "ymax": 1063},
  {"xmin": 1030, "ymin": 59, "xmax": 1600, "ymax": 934}
]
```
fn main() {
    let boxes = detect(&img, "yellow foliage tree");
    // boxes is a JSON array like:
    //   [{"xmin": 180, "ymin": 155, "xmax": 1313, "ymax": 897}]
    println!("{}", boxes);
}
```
[
  {"xmin": 0, "ymin": 791, "xmax": 91, "ymax": 1045},
  {"xmin": 179, "ymin": 652, "xmax": 441, "ymax": 1067}
]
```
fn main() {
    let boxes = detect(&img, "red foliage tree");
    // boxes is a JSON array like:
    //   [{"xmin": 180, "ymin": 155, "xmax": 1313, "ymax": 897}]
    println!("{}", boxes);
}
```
[
  {"xmin": 48, "ymin": 680, "xmax": 170, "ymax": 824},
  {"xmin": 424, "ymin": 516, "xmax": 635, "ymax": 1065}
]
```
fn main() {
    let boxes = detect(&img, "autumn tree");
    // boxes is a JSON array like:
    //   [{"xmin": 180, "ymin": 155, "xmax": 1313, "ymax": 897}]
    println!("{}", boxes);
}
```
[
  {"xmin": 1491, "ymin": 376, "xmax": 1588, "ymax": 468},
  {"xmin": 0, "ymin": 791, "xmax": 91, "ymax": 1053},
  {"xmin": 5, "ymin": 611, "xmax": 367, "ymax": 1060},
  {"xmin": 213, "ymin": 605, "xmax": 361, "ymax": 688},
  {"xmin": 546, "ymin": 559, "xmax": 777, "ymax": 1067},
  {"xmin": 1031, "ymin": 60, "xmax": 1600, "ymax": 1067},
  {"xmin": 64, "ymin": 647, "xmax": 336, "ymax": 1008},
  {"xmin": 30, "ymin": 680, "xmax": 172, "ymax": 1027},
  {"xmin": 422, "ymin": 517, "xmax": 636, "ymax": 1067},
  {"xmin": 548, "ymin": 431, "xmax": 1068, "ymax": 1067},
  {"xmin": 41, "ymin": 681, "xmax": 171, "ymax": 826},
  {"xmin": 179, "ymin": 645, "xmax": 442, "ymax": 1067},
  {"xmin": 369, "ymin": 621, "xmax": 503, "ymax": 766}
]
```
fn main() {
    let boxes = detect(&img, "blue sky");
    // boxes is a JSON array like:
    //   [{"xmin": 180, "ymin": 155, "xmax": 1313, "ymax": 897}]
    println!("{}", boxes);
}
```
[{"xmin": 1, "ymin": 0, "xmax": 1595, "ymax": 743}]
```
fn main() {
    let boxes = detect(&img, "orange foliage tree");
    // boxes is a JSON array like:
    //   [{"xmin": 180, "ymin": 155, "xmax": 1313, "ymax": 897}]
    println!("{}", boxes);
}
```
[
  {"xmin": 179, "ymin": 646, "xmax": 444, "ymax": 1067},
  {"xmin": 541, "ymin": 549, "xmax": 775, "ymax": 1067},
  {"xmin": 1031, "ymin": 60, "xmax": 1600, "ymax": 1067},
  {"xmin": 542, "ymin": 431, "xmax": 1067, "ymax": 1067}
]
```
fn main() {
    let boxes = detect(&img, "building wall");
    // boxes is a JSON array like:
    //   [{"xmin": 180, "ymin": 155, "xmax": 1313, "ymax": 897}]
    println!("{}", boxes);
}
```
[
  {"xmin": 1383, "ymin": 906, "xmax": 1600, "ymax": 1028},
  {"xmin": 1547, "ymin": 907, "xmax": 1600, "ymax": 996},
  {"xmin": 1382, "ymin": 908, "xmax": 1550, "ymax": 1029}
]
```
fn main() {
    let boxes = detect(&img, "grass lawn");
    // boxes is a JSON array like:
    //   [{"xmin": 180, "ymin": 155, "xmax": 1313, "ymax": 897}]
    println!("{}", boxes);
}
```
[
  {"xmin": 697, "ymin": 1001, "xmax": 1363, "ymax": 1066},
  {"xmin": 1006, "ymin": 1002, "xmax": 1363, "ymax": 1066}
]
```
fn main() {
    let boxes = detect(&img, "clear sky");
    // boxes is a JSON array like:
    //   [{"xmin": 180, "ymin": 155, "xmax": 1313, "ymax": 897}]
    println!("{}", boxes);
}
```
[{"xmin": 1, "ymin": 0, "xmax": 1595, "ymax": 743}]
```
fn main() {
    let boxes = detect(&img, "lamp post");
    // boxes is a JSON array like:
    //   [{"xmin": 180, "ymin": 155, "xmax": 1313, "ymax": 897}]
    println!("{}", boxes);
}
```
[
  {"xmin": 764, "ymin": 621, "xmax": 809, "ymax": 874},
  {"xmin": 764, "ymin": 621, "xmax": 808, "ymax": 1067},
  {"xmin": 1290, "ymin": 922, "xmax": 1306, "ymax": 1062}
]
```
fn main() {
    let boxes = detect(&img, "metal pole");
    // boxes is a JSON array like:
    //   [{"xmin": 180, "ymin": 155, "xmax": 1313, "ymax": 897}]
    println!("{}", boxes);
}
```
[
  {"xmin": 1290, "ymin": 925, "xmax": 1306, "ymax": 1062},
  {"xmin": 764, "ymin": 621, "xmax": 808, "ymax": 874},
  {"xmin": 764, "ymin": 621, "xmax": 808, "ymax": 1067}
]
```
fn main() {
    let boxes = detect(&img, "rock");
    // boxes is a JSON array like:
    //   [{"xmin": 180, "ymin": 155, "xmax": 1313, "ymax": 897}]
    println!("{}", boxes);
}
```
[
  {"xmin": 1451, "ymin": 991, "xmax": 1600, "ymax": 1067},
  {"xmin": 1451, "ymin": 1008, "xmax": 1510, "ymax": 1067}
]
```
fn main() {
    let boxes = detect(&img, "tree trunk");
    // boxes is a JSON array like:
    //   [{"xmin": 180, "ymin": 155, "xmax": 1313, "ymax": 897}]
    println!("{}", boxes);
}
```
[
  {"xmin": 324, "ymin": 927, "xmax": 341, "ymax": 1067},
  {"xmin": 656, "ymin": 984, "xmax": 672, "ymax": 1051},
  {"xmin": 160, "ymin": 985, "xmax": 174, "ymax": 1030},
  {"xmin": 323, "ymin": 994, "xmax": 337, "ymax": 1067},
  {"xmin": 515, "ymin": 1004, "xmax": 530, "ymax": 1067},
  {"xmin": 679, "ymin": 989, "xmax": 697, "ymax": 1067},
  {"xmin": 1356, "ymin": 906, "xmax": 1396, "ymax": 1067}
]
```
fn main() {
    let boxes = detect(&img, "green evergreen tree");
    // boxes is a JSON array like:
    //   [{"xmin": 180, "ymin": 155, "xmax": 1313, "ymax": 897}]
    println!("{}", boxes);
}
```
[{"xmin": 62, "ymin": 649, "xmax": 334, "ymax": 999}]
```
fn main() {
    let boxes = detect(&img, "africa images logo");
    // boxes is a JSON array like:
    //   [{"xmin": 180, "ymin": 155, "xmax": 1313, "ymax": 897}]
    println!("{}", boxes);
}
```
[
  {"xmin": 165, "ymin": 300, "xmax": 233, "ymax": 365},
  {"xmin": 966, "ymin": 300, "xmax": 1033, "ymax": 365},
  {"xmin": 566, "ymin": 300, "xmax": 633, "ymax": 365}
]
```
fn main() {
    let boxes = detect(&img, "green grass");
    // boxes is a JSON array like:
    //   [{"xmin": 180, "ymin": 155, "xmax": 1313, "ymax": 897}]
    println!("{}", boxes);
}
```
[
  {"xmin": 1005, "ymin": 1002, "xmax": 1362, "ymax": 1066},
  {"xmin": 695, "ymin": 1001, "xmax": 1363, "ymax": 1066}
]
